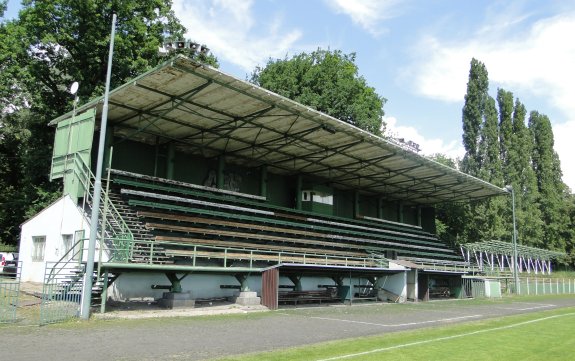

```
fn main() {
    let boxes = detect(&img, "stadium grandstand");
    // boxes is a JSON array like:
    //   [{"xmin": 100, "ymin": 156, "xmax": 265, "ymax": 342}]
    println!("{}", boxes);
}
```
[{"xmin": 19, "ymin": 55, "xmax": 511, "ymax": 314}]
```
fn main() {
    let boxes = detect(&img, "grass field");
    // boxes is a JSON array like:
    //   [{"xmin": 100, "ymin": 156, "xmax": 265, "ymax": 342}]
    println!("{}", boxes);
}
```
[{"xmin": 214, "ymin": 307, "xmax": 575, "ymax": 361}]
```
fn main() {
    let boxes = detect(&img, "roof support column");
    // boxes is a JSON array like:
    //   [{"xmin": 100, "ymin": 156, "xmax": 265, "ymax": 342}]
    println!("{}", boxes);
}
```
[
  {"xmin": 398, "ymin": 201, "xmax": 404, "ymax": 223},
  {"xmin": 260, "ymin": 165, "xmax": 267, "ymax": 198},
  {"xmin": 354, "ymin": 191, "xmax": 360, "ymax": 218},
  {"xmin": 166, "ymin": 142, "xmax": 175, "ymax": 180},
  {"xmin": 217, "ymin": 155, "xmax": 225, "ymax": 189},
  {"xmin": 103, "ymin": 125, "xmax": 114, "ymax": 176},
  {"xmin": 417, "ymin": 206, "xmax": 422, "ymax": 227},
  {"xmin": 377, "ymin": 197, "xmax": 383, "ymax": 219},
  {"xmin": 296, "ymin": 174, "xmax": 302, "ymax": 210}
]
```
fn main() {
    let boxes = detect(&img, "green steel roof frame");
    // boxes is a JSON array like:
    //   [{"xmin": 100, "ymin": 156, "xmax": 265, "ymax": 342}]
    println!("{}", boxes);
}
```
[
  {"xmin": 49, "ymin": 55, "xmax": 506, "ymax": 205},
  {"xmin": 462, "ymin": 240, "xmax": 566, "ymax": 260}
]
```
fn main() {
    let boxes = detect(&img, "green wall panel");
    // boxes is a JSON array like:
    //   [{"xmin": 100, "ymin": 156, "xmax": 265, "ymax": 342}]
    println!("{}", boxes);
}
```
[
  {"xmin": 111, "ymin": 139, "xmax": 157, "ymax": 176},
  {"xmin": 267, "ymin": 173, "xmax": 294, "ymax": 207},
  {"xmin": 334, "ymin": 189, "xmax": 354, "ymax": 219},
  {"xmin": 421, "ymin": 207, "xmax": 437, "ymax": 234},
  {"xmin": 381, "ymin": 200, "xmax": 399, "ymax": 222}
]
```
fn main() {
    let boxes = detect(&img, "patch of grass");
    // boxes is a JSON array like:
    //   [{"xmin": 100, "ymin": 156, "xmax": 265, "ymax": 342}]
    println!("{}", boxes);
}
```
[{"xmin": 213, "ymin": 307, "xmax": 575, "ymax": 361}]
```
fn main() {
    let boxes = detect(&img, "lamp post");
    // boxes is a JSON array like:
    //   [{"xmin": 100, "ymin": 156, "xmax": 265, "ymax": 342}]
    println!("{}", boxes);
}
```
[{"xmin": 504, "ymin": 185, "xmax": 520, "ymax": 294}]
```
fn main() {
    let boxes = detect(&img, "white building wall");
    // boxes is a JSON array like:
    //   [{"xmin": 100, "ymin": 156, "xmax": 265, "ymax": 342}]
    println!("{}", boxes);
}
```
[{"xmin": 19, "ymin": 195, "xmax": 96, "ymax": 282}]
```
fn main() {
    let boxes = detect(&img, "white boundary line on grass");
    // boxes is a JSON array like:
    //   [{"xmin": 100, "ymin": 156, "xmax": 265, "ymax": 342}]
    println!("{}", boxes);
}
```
[
  {"xmin": 316, "ymin": 312, "xmax": 575, "ymax": 361},
  {"xmin": 310, "ymin": 314, "xmax": 482, "ymax": 327},
  {"xmin": 493, "ymin": 304, "xmax": 555, "ymax": 311}
]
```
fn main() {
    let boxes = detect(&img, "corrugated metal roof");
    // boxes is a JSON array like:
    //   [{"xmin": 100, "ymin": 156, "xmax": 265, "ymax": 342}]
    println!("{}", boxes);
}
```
[{"xmin": 50, "ymin": 55, "xmax": 505, "ymax": 205}]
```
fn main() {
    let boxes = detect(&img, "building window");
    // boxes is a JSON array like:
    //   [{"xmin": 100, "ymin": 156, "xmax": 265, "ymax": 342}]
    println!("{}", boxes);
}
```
[
  {"xmin": 62, "ymin": 234, "xmax": 74, "ymax": 260},
  {"xmin": 32, "ymin": 236, "xmax": 46, "ymax": 262}
]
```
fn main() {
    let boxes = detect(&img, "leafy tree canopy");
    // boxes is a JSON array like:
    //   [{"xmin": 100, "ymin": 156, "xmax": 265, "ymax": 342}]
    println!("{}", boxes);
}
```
[
  {"xmin": 251, "ymin": 49, "xmax": 387, "ymax": 135},
  {"xmin": 0, "ymin": 0, "xmax": 218, "ymax": 246}
]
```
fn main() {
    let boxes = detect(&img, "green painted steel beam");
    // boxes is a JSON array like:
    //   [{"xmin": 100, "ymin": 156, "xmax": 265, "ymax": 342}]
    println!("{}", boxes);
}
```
[{"xmin": 100, "ymin": 263, "xmax": 264, "ymax": 273}]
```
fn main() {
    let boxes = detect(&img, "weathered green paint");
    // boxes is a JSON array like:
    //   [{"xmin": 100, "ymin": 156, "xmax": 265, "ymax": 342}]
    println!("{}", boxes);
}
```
[
  {"xmin": 111, "ymin": 138, "xmax": 157, "ymax": 175},
  {"xmin": 165, "ymin": 272, "xmax": 191, "ymax": 293},
  {"xmin": 235, "ymin": 274, "xmax": 250, "ymax": 292},
  {"xmin": 288, "ymin": 275, "xmax": 302, "ymax": 291},
  {"xmin": 100, "ymin": 269, "xmax": 109, "ymax": 314},
  {"xmin": 103, "ymin": 126, "xmax": 114, "ymax": 176},
  {"xmin": 51, "ymin": 108, "xmax": 96, "ymax": 202}
]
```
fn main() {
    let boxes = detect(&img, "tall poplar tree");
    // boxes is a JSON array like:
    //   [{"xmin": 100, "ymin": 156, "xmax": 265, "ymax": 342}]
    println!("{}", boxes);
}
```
[
  {"xmin": 529, "ymin": 111, "xmax": 570, "ymax": 251},
  {"xmin": 508, "ymin": 100, "xmax": 543, "ymax": 247},
  {"xmin": 461, "ymin": 58, "xmax": 489, "ymax": 177}
]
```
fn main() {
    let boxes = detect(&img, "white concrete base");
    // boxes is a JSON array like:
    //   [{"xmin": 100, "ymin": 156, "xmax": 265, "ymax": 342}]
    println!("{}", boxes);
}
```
[
  {"xmin": 233, "ymin": 291, "xmax": 261, "ymax": 306},
  {"xmin": 158, "ymin": 291, "xmax": 195, "ymax": 309}
]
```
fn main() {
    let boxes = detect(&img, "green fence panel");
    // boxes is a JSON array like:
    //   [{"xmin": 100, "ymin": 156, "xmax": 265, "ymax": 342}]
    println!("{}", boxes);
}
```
[
  {"xmin": 0, "ymin": 261, "xmax": 21, "ymax": 323},
  {"xmin": 40, "ymin": 262, "xmax": 84, "ymax": 325}
]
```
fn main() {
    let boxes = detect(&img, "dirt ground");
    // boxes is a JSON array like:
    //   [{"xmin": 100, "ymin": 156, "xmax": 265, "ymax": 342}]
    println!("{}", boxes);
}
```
[{"xmin": 2, "ymin": 286, "xmax": 575, "ymax": 361}]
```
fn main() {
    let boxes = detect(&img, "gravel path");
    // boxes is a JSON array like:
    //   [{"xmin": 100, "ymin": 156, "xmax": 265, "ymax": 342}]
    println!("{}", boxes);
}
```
[{"xmin": 2, "ymin": 296, "xmax": 575, "ymax": 361}]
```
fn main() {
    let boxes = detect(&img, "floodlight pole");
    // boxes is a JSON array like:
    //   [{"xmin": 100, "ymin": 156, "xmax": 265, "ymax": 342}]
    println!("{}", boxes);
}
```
[
  {"xmin": 80, "ymin": 13, "xmax": 116, "ymax": 320},
  {"xmin": 504, "ymin": 185, "xmax": 520, "ymax": 294}
]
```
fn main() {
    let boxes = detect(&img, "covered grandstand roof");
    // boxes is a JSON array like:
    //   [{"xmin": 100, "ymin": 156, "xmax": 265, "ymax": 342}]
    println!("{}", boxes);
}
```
[{"xmin": 50, "ymin": 55, "xmax": 505, "ymax": 205}]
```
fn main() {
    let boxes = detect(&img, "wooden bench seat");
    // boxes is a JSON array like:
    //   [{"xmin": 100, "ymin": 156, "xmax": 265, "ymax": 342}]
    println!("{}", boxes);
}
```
[
  {"xmin": 113, "ymin": 173, "xmax": 438, "ymax": 239},
  {"xmin": 153, "ymin": 233, "xmax": 369, "ymax": 258},
  {"xmin": 137, "ymin": 209, "xmax": 458, "ymax": 258},
  {"xmin": 161, "ymin": 246, "xmax": 376, "ymax": 267},
  {"xmin": 278, "ymin": 289, "xmax": 340, "ymax": 305}
]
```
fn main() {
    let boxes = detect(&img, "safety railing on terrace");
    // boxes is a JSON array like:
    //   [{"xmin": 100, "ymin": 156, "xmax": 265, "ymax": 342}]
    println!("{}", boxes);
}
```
[
  {"xmin": 399, "ymin": 256, "xmax": 475, "ymax": 273},
  {"xmin": 111, "ymin": 239, "xmax": 391, "ymax": 269},
  {"xmin": 52, "ymin": 153, "xmax": 134, "ymax": 260}
]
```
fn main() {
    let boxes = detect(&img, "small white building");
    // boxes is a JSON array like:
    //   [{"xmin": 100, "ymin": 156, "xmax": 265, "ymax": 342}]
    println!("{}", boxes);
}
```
[{"xmin": 19, "ymin": 195, "xmax": 98, "ymax": 282}]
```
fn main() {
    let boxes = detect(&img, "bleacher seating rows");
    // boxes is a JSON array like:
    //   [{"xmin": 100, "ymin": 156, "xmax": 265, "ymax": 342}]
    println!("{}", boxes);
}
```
[{"xmin": 109, "ymin": 170, "xmax": 462, "ymax": 266}]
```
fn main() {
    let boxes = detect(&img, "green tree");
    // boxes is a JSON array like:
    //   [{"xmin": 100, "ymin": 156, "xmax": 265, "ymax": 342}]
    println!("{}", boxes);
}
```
[
  {"xmin": 507, "ymin": 99, "xmax": 543, "ymax": 247},
  {"xmin": 497, "ymin": 88, "xmax": 514, "ymax": 172},
  {"xmin": 461, "ymin": 58, "xmax": 489, "ymax": 177},
  {"xmin": 430, "ymin": 154, "xmax": 468, "ymax": 246},
  {"xmin": 529, "ymin": 111, "xmax": 570, "ymax": 252},
  {"xmin": 0, "ymin": 0, "xmax": 202, "ymax": 246},
  {"xmin": 251, "ymin": 49, "xmax": 387, "ymax": 135}
]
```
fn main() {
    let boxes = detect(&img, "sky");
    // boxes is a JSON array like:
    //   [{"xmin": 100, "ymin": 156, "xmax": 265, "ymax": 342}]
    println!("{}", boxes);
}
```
[{"xmin": 2, "ymin": 0, "xmax": 574, "ymax": 191}]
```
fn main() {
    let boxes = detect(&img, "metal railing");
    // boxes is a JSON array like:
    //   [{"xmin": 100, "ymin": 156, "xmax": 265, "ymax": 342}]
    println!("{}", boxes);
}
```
[
  {"xmin": 109, "ymin": 239, "xmax": 390, "ymax": 269},
  {"xmin": 400, "ymin": 256, "xmax": 475, "ymax": 273},
  {"xmin": 53, "ymin": 153, "xmax": 135, "ymax": 263},
  {"xmin": 40, "ymin": 261, "xmax": 85, "ymax": 325},
  {"xmin": 505, "ymin": 277, "xmax": 575, "ymax": 296}
]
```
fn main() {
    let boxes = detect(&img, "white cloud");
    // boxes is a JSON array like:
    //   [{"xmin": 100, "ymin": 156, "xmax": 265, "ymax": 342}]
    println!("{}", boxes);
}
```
[
  {"xmin": 172, "ymin": 0, "xmax": 302, "ymax": 72},
  {"xmin": 553, "ymin": 120, "xmax": 575, "ymax": 192},
  {"xmin": 325, "ymin": 0, "xmax": 404, "ymax": 36},
  {"xmin": 404, "ymin": 11, "xmax": 575, "ymax": 191},
  {"xmin": 384, "ymin": 116, "xmax": 464, "ymax": 161},
  {"xmin": 408, "ymin": 13, "xmax": 575, "ymax": 113}
]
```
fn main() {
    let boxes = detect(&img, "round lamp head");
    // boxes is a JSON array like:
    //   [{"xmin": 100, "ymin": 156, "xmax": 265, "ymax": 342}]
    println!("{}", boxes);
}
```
[{"xmin": 70, "ymin": 81, "xmax": 79, "ymax": 95}]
